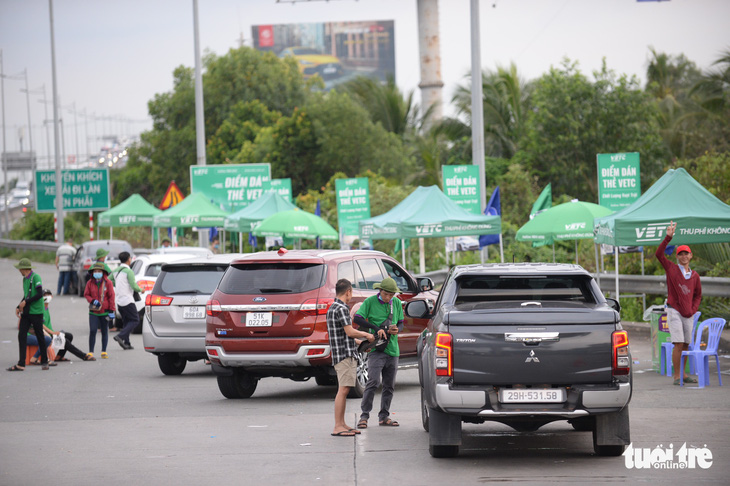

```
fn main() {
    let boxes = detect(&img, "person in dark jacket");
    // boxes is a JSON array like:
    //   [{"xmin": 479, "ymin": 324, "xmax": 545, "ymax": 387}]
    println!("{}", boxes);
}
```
[
  {"xmin": 655, "ymin": 221, "xmax": 702, "ymax": 385},
  {"xmin": 84, "ymin": 262, "xmax": 116, "ymax": 359}
]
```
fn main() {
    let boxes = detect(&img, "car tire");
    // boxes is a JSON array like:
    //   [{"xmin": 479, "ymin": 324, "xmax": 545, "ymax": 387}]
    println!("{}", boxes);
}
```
[
  {"xmin": 133, "ymin": 308, "xmax": 144, "ymax": 334},
  {"xmin": 158, "ymin": 353, "xmax": 186, "ymax": 375},
  {"xmin": 428, "ymin": 406, "xmax": 461, "ymax": 458},
  {"xmin": 421, "ymin": 386, "xmax": 430, "ymax": 432},
  {"xmin": 348, "ymin": 351, "xmax": 368, "ymax": 399},
  {"xmin": 78, "ymin": 275, "xmax": 86, "ymax": 296},
  {"xmin": 593, "ymin": 407, "xmax": 630, "ymax": 456},
  {"xmin": 315, "ymin": 374, "xmax": 337, "ymax": 386},
  {"xmin": 217, "ymin": 372, "xmax": 258, "ymax": 399}
]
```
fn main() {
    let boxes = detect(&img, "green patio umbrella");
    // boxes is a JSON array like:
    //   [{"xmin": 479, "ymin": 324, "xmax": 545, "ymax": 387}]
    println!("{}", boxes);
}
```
[
  {"xmin": 516, "ymin": 200, "xmax": 613, "ymax": 264},
  {"xmin": 224, "ymin": 191, "xmax": 296, "ymax": 232},
  {"xmin": 252, "ymin": 208, "xmax": 338, "ymax": 240},
  {"xmin": 98, "ymin": 194, "xmax": 162, "ymax": 247},
  {"xmin": 153, "ymin": 192, "xmax": 228, "ymax": 228}
]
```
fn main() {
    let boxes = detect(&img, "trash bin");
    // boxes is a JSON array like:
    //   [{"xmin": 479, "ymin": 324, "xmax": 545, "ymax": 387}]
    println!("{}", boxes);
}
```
[{"xmin": 649, "ymin": 307, "xmax": 671, "ymax": 372}]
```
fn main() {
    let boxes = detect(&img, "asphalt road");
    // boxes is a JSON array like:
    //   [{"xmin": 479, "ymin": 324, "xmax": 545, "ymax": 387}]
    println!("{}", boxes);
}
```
[{"xmin": 1, "ymin": 258, "xmax": 729, "ymax": 486}]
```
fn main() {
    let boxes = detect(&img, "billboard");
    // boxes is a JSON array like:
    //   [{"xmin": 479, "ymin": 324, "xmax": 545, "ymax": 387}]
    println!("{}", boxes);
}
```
[
  {"xmin": 35, "ymin": 168, "xmax": 110, "ymax": 212},
  {"xmin": 442, "ymin": 165, "xmax": 482, "ymax": 215},
  {"xmin": 252, "ymin": 20, "xmax": 395, "ymax": 89},
  {"xmin": 190, "ymin": 164, "xmax": 271, "ymax": 211},
  {"xmin": 597, "ymin": 152, "xmax": 641, "ymax": 211}
]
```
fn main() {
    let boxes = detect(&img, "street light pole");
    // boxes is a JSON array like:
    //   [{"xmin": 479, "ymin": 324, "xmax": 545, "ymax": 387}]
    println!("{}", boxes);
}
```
[
  {"xmin": 22, "ymin": 69, "xmax": 35, "ymax": 176},
  {"xmin": 49, "ymin": 0, "xmax": 64, "ymax": 242},
  {"xmin": 1, "ymin": 49, "xmax": 8, "ymax": 237},
  {"xmin": 193, "ymin": 0, "xmax": 208, "ymax": 248}
]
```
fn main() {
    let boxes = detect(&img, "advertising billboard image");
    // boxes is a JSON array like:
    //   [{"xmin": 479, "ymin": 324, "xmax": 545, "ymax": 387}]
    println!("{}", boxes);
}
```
[{"xmin": 253, "ymin": 20, "xmax": 395, "ymax": 89}]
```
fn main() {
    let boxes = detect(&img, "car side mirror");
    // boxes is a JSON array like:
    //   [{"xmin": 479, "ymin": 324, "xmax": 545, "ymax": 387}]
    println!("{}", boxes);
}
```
[
  {"xmin": 417, "ymin": 277, "xmax": 434, "ymax": 292},
  {"xmin": 405, "ymin": 300, "xmax": 431, "ymax": 319},
  {"xmin": 606, "ymin": 298, "xmax": 621, "ymax": 313}
]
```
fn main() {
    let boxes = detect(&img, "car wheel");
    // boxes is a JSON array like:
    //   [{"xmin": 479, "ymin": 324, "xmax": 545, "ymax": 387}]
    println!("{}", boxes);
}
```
[
  {"xmin": 421, "ymin": 386, "xmax": 429, "ymax": 432},
  {"xmin": 217, "ymin": 372, "xmax": 258, "ymax": 399},
  {"xmin": 315, "ymin": 374, "xmax": 337, "ymax": 386},
  {"xmin": 133, "ymin": 308, "xmax": 144, "ymax": 334},
  {"xmin": 593, "ymin": 407, "xmax": 630, "ymax": 456},
  {"xmin": 348, "ymin": 351, "xmax": 369, "ymax": 399},
  {"xmin": 78, "ymin": 276, "xmax": 86, "ymax": 296},
  {"xmin": 429, "ymin": 444, "xmax": 459, "ymax": 458},
  {"xmin": 158, "ymin": 353, "xmax": 186, "ymax": 375}
]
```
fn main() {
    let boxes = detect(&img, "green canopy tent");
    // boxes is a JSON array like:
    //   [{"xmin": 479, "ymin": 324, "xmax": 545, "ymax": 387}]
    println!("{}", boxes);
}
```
[
  {"xmin": 252, "ymin": 208, "xmax": 338, "ymax": 247},
  {"xmin": 594, "ymin": 168, "xmax": 730, "ymax": 296},
  {"xmin": 153, "ymin": 193, "xmax": 229, "ymax": 246},
  {"xmin": 516, "ymin": 200, "xmax": 614, "ymax": 264},
  {"xmin": 97, "ymin": 194, "xmax": 162, "ymax": 247},
  {"xmin": 358, "ymin": 185, "xmax": 501, "ymax": 271},
  {"xmin": 224, "ymin": 192, "xmax": 296, "ymax": 251}
]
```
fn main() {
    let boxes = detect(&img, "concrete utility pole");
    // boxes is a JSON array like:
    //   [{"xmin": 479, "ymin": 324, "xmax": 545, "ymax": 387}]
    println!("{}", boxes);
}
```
[
  {"xmin": 49, "ymin": 0, "xmax": 64, "ymax": 242},
  {"xmin": 416, "ymin": 0, "xmax": 444, "ymax": 132},
  {"xmin": 193, "ymin": 0, "xmax": 208, "ymax": 248},
  {"xmin": 470, "ymin": 0, "xmax": 486, "ymax": 216},
  {"xmin": 1, "ymin": 49, "xmax": 8, "ymax": 237}
]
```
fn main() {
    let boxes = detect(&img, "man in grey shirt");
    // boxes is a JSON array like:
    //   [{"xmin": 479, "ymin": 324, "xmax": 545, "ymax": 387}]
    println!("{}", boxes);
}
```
[{"xmin": 55, "ymin": 238, "xmax": 76, "ymax": 295}]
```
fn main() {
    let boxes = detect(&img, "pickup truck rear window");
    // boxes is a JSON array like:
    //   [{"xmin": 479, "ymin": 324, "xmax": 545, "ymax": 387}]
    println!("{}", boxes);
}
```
[
  {"xmin": 454, "ymin": 275, "xmax": 596, "ymax": 305},
  {"xmin": 218, "ymin": 263, "xmax": 326, "ymax": 294}
]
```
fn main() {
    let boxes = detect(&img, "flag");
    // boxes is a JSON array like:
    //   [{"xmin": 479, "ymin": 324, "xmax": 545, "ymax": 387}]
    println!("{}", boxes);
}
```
[
  {"xmin": 209, "ymin": 227, "xmax": 219, "ymax": 242},
  {"xmin": 249, "ymin": 232, "xmax": 257, "ymax": 249},
  {"xmin": 479, "ymin": 186, "xmax": 501, "ymax": 248},
  {"xmin": 315, "ymin": 199, "xmax": 322, "ymax": 249},
  {"xmin": 530, "ymin": 183, "xmax": 552, "ymax": 220}
]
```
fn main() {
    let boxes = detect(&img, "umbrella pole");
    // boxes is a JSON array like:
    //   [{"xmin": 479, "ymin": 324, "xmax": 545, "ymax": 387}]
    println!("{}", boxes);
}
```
[
  {"xmin": 239, "ymin": 232, "xmax": 243, "ymax": 253},
  {"xmin": 614, "ymin": 247, "xmax": 619, "ymax": 300},
  {"xmin": 110, "ymin": 227, "xmax": 113, "ymax": 240},
  {"xmin": 401, "ymin": 239, "xmax": 406, "ymax": 268},
  {"xmin": 552, "ymin": 243, "xmax": 555, "ymax": 263},
  {"xmin": 419, "ymin": 238, "xmax": 425, "ymax": 274},
  {"xmin": 594, "ymin": 242, "xmax": 600, "ymax": 289},
  {"xmin": 575, "ymin": 239, "xmax": 578, "ymax": 265},
  {"xmin": 499, "ymin": 234, "xmax": 504, "ymax": 263}
]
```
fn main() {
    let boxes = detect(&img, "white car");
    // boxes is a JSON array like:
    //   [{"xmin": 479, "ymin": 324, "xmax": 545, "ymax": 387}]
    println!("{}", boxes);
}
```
[{"xmin": 128, "ymin": 253, "xmax": 202, "ymax": 332}]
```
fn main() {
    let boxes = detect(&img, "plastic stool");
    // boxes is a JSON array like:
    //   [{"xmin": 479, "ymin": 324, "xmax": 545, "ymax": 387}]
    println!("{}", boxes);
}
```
[
  {"xmin": 25, "ymin": 345, "xmax": 56, "ymax": 365},
  {"xmin": 659, "ymin": 342, "xmax": 674, "ymax": 376}
]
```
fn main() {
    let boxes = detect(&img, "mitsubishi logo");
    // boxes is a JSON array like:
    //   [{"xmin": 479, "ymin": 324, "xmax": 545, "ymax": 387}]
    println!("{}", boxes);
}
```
[{"xmin": 525, "ymin": 350, "xmax": 540, "ymax": 363}]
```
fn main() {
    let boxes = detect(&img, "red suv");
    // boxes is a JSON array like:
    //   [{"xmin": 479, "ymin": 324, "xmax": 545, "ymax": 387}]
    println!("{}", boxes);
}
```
[{"xmin": 205, "ymin": 249, "xmax": 437, "ymax": 399}]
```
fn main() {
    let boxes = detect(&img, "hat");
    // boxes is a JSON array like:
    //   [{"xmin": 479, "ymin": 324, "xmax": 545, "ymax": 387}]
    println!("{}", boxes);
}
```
[
  {"xmin": 676, "ymin": 245, "xmax": 692, "ymax": 255},
  {"xmin": 14, "ymin": 258, "xmax": 33, "ymax": 269},
  {"xmin": 373, "ymin": 277, "xmax": 400, "ymax": 293},
  {"xmin": 91, "ymin": 262, "xmax": 107, "ymax": 272},
  {"xmin": 96, "ymin": 248, "xmax": 110, "ymax": 258}
]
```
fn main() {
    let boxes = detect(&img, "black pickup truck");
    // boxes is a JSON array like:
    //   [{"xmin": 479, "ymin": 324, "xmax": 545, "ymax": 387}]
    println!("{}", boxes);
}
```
[{"xmin": 405, "ymin": 263, "xmax": 632, "ymax": 458}]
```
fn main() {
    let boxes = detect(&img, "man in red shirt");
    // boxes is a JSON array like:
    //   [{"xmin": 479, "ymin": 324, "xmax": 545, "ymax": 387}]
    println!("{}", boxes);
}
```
[{"xmin": 655, "ymin": 221, "xmax": 702, "ymax": 385}]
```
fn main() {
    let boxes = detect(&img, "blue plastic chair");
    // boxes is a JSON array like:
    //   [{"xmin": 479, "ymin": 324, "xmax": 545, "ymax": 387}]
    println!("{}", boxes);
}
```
[
  {"xmin": 659, "ymin": 311, "xmax": 701, "ymax": 376},
  {"xmin": 680, "ymin": 318, "xmax": 726, "ymax": 388}
]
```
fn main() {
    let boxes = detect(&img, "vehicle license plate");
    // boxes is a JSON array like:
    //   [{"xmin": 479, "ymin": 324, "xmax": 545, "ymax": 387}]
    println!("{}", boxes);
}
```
[
  {"xmin": 323, "ymin": 65, "xmax": 336, "ymax": 74},
  {"xmin": 183, "ymin": 306, "xmax": 206, "ymax": 319},
  {"xmin": 499, "ymin": 388, "xmax": 565, "ymax": 403},
  {"xmin": 246, "ymin": 312, "xmax": 273, "ymax": 327}
]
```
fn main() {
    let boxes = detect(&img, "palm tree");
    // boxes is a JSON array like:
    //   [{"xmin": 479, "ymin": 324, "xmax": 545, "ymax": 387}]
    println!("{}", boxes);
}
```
[
  {"xmin": 686, "ymin": 48, "xmax": 730, "ymax": 154},
  {"xmin": 437, "ymin": 63, "xmax": 531, "ymax": 160}
]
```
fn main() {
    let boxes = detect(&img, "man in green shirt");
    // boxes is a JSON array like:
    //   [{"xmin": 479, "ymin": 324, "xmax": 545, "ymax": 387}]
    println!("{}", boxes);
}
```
[
  {"xmin": 355, "ymin": 277, "xmax": 404, "ymax": 429},
  {"xmin": 8, "ymin": 259, "xmax": 52, "ymax": 371}
]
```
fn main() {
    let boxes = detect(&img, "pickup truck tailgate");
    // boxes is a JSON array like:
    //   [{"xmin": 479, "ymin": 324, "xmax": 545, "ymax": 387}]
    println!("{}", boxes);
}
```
[{"xmin": 448, "ymin": 308, "xmax": 616, "ymax": 385}]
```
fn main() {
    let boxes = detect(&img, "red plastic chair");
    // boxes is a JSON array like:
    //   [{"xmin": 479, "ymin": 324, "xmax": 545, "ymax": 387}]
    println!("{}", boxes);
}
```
[{"xmin": 680, "ymin": 318, "xmax": 726, "ymax": 388}]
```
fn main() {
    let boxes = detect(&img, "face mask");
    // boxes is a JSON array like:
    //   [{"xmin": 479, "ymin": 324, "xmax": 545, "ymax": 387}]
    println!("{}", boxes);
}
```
[
  {"xmin": 93, "ymin": 272, "xmax": 103, "ymax": 280},
  {"xmin": 44, "ymin": 296, "xmax": 52, "ymax": 304}
]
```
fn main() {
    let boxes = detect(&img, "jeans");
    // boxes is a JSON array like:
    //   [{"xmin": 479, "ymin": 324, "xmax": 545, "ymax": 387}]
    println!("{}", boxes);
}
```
[
  {"xmin": 117, "ymin": 303, "xmax": 139, "ymax": 344},
  {"xmin": 57, "ymin": 270, "xmax": 72, "ymax": 295},
  {"xmin": 360, "ymin": 351, "xmax": 399, "ymax": 422},
  {"xmin": 27, "ymin": 334, "xmax": 53, "ymax": 358},
  {"xmin": 88, "ymin": 314, "xmax": 109, "ymax": 353},
  {"xmin": 18, "ymin": 313, "xmax": 48, "ymax": 366}
]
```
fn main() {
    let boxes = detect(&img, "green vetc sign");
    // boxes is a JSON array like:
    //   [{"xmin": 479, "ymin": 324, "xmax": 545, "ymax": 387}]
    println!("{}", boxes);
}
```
[
  {"xmin": 265, "ymin": 178, "xmax": 293, "ymax": 203},
  {"xmin": 335, "ymin": 177, "xmax": 371, "ymax": 236},
  {"xmin": 190, "ymin": 163, "xmax": 271, "ymax": 211},
  {"xmin": 597, "ymin": 152, "xmax": 641, "ymax": 211},
  {"xmin": 442, "ymin": 165, "xmax": 481, "ymax": 215},
  {"xmin": 34, "ymin": 169, "xmax": 110, "ymax": 212}
]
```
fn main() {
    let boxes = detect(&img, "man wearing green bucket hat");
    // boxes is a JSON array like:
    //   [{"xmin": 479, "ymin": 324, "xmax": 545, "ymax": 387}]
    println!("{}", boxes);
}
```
[
  {"xmin": 354, "ymin": 277, "xmax": 404, "ymax": 429},
  {"xmin": 8, "ymin": 259, "xmax": 54, "ymax": 371}
]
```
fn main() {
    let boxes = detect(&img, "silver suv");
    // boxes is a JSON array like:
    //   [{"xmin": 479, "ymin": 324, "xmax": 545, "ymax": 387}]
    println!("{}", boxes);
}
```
[{"xmin": 142, "ymin": 254, "xmax": 245, "ymax": 375}]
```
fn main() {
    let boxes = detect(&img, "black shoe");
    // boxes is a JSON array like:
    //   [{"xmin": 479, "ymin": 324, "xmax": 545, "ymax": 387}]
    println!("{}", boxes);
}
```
[
  {"xmin": 113, "ymin": 335, "xmax": 125, "ymax": 349},
  {"xmin": 124, "ymin": 343, "xmax": 134, "ymax": 350}
]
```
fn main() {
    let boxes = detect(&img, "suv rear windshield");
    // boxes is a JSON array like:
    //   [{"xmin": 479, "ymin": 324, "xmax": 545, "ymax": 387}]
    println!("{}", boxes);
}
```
[
  {"xmin": 454, "ymin": 275, "xmax": 597, "ymax": 305},
  {"xmin": 218, "ymin": 263, "xmax": 326, "ymax": 294},
  {"xmin": 156, "ymin": 265, "xmax": 228, "ymax": 296}
]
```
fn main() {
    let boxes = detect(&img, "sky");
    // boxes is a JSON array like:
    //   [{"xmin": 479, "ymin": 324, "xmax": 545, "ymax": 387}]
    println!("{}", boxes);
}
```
[{"xmin": 0, "ymin": 0, "xmax": 728, "ymax": 179}]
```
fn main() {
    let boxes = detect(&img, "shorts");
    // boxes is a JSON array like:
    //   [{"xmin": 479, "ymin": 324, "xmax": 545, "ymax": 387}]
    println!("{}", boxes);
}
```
[
  {"xmin": 334, "ymin": 356, "xmax": 357, "ymax": 388},
  {"xmin": 666, "ymin": 307, "xmax": 694, "ymax": 344}
]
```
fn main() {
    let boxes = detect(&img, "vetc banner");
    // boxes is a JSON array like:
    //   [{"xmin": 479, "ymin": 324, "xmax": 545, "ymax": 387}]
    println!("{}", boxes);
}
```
[
  {"xmin": 442, "ymin": 165, "xmax": 481, "ymax": 215},
  {"xmin": 335, "ymin": 177, "xmax": 371, "ymax": 236},
  {"xmin": 597, "ymin": 152, "xmax": 641, "ymax": 211}
]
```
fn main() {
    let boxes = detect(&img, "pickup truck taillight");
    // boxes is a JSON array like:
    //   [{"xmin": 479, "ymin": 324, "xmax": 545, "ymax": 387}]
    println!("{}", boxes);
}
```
[
  {"xmin": 435, "ymin": 333, "xmax": 453, "ymax": 377},
  {"xmin": 300, "ymin": 298, "xmax": 334, "ymax": 316},
  {"xmin": 612, "ymin": 330, "xmax": 630, "ymax": 375},
  {"xmin": 206, "ymin": 299, "xmax": 222, "ymax": 317}
]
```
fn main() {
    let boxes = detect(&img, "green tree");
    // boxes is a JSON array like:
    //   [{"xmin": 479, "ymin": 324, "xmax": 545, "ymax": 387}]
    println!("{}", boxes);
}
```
[
  {"xmin": 515, "ymin": 59, "xmax": 668, "ymax": 201},
  {"xmin": 686, "ymin": 48, "xmax": 730, "ymax": 155}
]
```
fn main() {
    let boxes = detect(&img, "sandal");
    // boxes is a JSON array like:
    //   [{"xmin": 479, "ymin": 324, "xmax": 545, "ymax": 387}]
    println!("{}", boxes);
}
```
[
  {"xmin": 7, "ymin": 365, "xmax": 25, "ymax": 371},
  {"xmin": 683, "ymin": 376, "xmax": 698, "ymax": 383},
  {"xmin": 83, "ymin": 354, "xmax": 96, "ymax": 361},
  {"xmin": 55, "ymin": 357, "xmax": 70, "ymax": 362},
  {"xmin": 29, "ymin": 359, "xmax": 40, "ymax": 365},
  {"xmin": 379, "ymin": 418, "xmax": 399, "ymax": 427},
  {"xmin": 346, "ymin": 428, "xmax": 362, "ymax": 435},
  {"xmin": 357, "ymin": 419, "xmax": 368, "ymax": 429},
  {"xmin": 101, "ymin": 352, "xmax": 109, "ymax": 359},
  {"xmin": 42, "ymin": 362, "xmax": 57, "ymax": 370}
]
